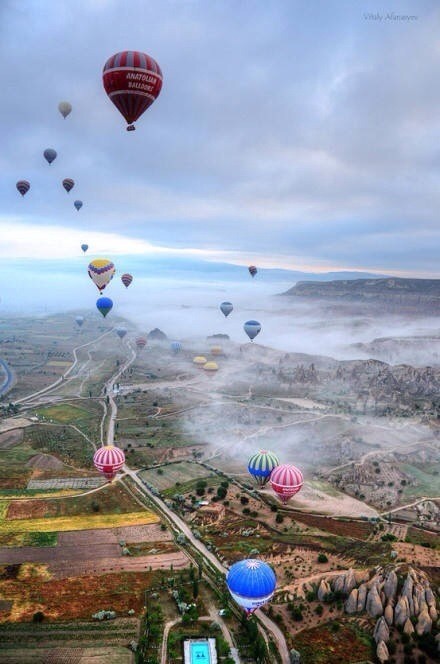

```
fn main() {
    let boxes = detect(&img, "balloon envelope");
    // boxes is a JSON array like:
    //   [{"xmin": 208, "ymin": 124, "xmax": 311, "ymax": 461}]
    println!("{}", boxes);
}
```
[
  {"xmin": 116, "ymin": 327, "xmax": 127, "ymax": 339},
  {"xmin": 75, "ymin": 316, "xmax": 84, "ymax": 327},
  {"xmin": 171, "ymin": 341, "xmax": 182, "ymax": 353},
  {"xmin": 16, "ymin": 180, "xmax": 30, "ymax": 196},
  {"xmin": 102, "ymin": 50, "xmax": 163, "ymax": 130},
  {"xmin": 203, "ymin": 361, "xmax": 218, "ymax": 372},
  {"xmin": 270, "ymin": 464, "xmax": 304, "ymax": 504},
  {"xmin": 81, "ymin": 244, "xmax": 89, "ymax": 253},
  {"xmin": 248, "ymin": 265, "xmax": 257, "ymax": 277},
  {"xmin": 136, "ymin": 337, "xmax": 147, "ymax": 349},
  {"xmin": 62, "ymin": 178, "xmax": 74, "ymax": 193},
  {"xmin": 121, "ymin": 273, "xmax": 133, "ymax": 288},
  {"xmin": 88, "ymin": 259, "xmax": 115, "ymax": 292},
  {"xmin": 227, "ymin": 559, "xmax": 276, "ymax": 615},
  {"xmin": 58, "ymin": 101, "xmax": 72, "ymax": 118},
  {"xmin": 220, "ymin": 301, "xmax": 233, "ymax": 317},
  {"xmin": 44, "ymin": 148, "xmax": 57, "ymax": 164},
  {"xmin": 74, "ymin": 200, "xmax": 83, "ymax": 211},
  {"xmin": 244, "ymin": 320, "xmax": 261, "ymax": 341},
  {"xmin": 96, "ymin": 297, "xmax": 113, "ymax": 318},
  {"xmin": 193, "ymin": 356, "xmax": 207, "ymax": 365},
  {"xmin": 93, "ymin": 445, "xmax": 125, "ymax": 480},
  {"xmin": 248, "ymin": 450, "xmax": 280, "ymax": 486}
]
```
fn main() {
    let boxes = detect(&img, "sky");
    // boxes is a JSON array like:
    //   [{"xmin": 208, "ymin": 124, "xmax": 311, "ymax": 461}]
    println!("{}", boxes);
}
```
[{"xmin": 1, "ymin": 0, "xmax": 440, "ymax": 278}]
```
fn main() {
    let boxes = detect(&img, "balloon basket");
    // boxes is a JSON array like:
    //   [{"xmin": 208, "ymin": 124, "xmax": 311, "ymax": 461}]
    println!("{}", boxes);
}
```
[{"xmin": 127, "ymin": 125, "xmax": 135, "ymax": 131}]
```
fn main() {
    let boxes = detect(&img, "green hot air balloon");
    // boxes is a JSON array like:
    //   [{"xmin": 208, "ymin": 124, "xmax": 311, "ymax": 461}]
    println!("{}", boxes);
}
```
[{"xmin": 247, "ymin": 450, "xmax": 280, "ymax": 486}]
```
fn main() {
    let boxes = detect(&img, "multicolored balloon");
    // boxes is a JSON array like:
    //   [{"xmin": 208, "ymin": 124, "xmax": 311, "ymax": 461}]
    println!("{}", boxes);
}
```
[
  {"xmin": 16, "ymin": 180, "xmax": 30, "ymax": 196},
  {"xmin": 171, "ymin": 341, "xmax": 182, "ymax": 353},
  {"xmin": 88, "ymin": 259, "xmax": 115, "ymax": 292},
  {"xmin": 96, "ymin": 296, "xmax": 113, "ymax": 318},
  {"xmin": 121, "ymin": 273, "xmax": 133, "ymax": 288},
  {"xmin": 74, "ymin": 200, "xmax": 83, "ymax": 211},
  {"xmin": 102, "ymin": 50, "xmax": 163, "ymax": 131},
  {"xmin": 136, "ymin": 337, "xmax": 147, "ymax": 349},
  {"xmin": 227, "ymin": 559, "xmax": 276, "ymax": 616},
  {"xmin": 62, "ymin": 178, "xmax": 74, "ymax": 193},
  {"xmin": 244, "ymin": 320, "xmax": 261, "ymax": 342},
  {"xmin": 220, "ymin": 301, "xmax": 233, "ymax": 317},
  {"xmin": 81, "ymin": 244, "xmax": 89, "ymax": 253},
  {"xmin": 93, "ymin": 445, "xmax": 125, "ymax": 480},
  {"xmin": 44, "ymin": 148, "xmax": 57, "ymax": 164},
  {"xmin": 116, "ymin": 327, "xmax": 127, "ymax": 339},
  {"xmin": 248, "ymin": 265, "xmax": 257, "ymax": 278},
  {"xmin": 270, "ymin": 464, "xmax": 304, "ymax": 504},
  {"xmin": 75, "ymin": 315, "xmax": 84, "ymax": 328},
  {"xmin": 58, "ymin": 101, "xmax": 72, "ymax": 118},
  {"xmin": 248, "ymin": 450, "xmax": 280, "ymax": 487}
]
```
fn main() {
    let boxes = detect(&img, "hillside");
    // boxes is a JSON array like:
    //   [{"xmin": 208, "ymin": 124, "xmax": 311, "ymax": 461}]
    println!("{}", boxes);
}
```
[{"xmin": 282, "ymin": 277, "xmax": 440, "ymax": 313}]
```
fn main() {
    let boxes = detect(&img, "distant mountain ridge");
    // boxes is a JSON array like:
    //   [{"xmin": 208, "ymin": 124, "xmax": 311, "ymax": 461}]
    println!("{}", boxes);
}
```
[{"xmin": 282, "ymin": 277, "xmax": 440, "ymax": 313}]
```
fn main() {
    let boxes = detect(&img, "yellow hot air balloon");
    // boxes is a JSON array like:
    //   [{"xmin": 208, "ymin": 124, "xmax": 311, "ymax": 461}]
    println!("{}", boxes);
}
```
[
  {"xmin": 204, "ymin": 361, "xmax": 218, "ymax": 372},
  {"xmin": 88, "ymin": 258, "xmax": 115, "ymax": 293},
  {"xmin": 210, "ymin": 346, "xmax": 222, "ymax": 356},
  {"xmin": 193, "ymin": 356, "xmax": 207, "ymax": 366}
]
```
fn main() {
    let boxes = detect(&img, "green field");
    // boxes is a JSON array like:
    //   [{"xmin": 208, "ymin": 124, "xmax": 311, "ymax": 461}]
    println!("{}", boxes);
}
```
[
  {"xmin": 400, "ymin": 463, "xmax": 440, "ymax": 498},
  {"xmin": 139, "ymin": 461, "xmax": 214, "ymax": 491},
  {"xmin": 24, "ymin": 425, "xmax": 95, "ymax": 469}
]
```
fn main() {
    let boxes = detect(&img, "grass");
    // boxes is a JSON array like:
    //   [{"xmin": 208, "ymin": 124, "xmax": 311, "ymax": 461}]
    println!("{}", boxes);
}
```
[
  {"xmin": 405, "ymin": 526, "xmax": 440, "ymax": 549},
  {"xmin": 139, "ymin": 461, "xmax": 213, "ymax": 492},
  {"xmin": 0, "ymin": 510, "xmax": 159, "ymax": 533},
  {"xmin": 399, "ymin": 463, "xmax": 440, "ymax": 498},
  {"xmin": 0, "ymin": 531, "xmax": 58, "ymax": 547},
  {"xmin": 36, "ymin": 403, "xmax": 94, "ymax": 424},
  {"xmin": 24, "ymin": 425, "xmax": 95, "ymax": 469}
]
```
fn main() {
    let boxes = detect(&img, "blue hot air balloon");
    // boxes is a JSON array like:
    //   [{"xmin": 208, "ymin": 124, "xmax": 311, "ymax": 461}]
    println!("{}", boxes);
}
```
[
  {"xmin": 244, "ymin": 320, "xmax": 261, "ymax": 342},
  {"xmin": 43, "ymin": 148, "xmax": 57, "ymax": 164},
  {"xmin": 81, "ymin": 244, "xmax": 89, "ymax": 253},
  {"xmin": 116, "ymin": 327, "xmax": 127, "ymax": 339},
  {"xmin": 248, "ymin": 450, "xmax": 280, "ymax": 487},
  {"xmin": 227, "ymin": 559, "xmax": 276, "ymax": 616},
  {"xmin": 74, "ymin": 200, "xmax": 83, "ymax": 211},
  {"xmin": 171, "ymin": 341, "xmax": 182, "ymax": 353},
  {"xmin": 220, "ymin": 301, "xmax": 233, "ymax": 317},
  {"xmin": 96, "ymin": 297, "xmax": 113, "ymax": 318},
  {"xmin": 75, "ymin": 315, "xmax": 84, "ymax": 328}
]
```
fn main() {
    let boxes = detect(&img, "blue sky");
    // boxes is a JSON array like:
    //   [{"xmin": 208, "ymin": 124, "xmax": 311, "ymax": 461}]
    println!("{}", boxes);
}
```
[{"xmin": 1, "ymin": 0, "xmax": 439, "ymax": 275}]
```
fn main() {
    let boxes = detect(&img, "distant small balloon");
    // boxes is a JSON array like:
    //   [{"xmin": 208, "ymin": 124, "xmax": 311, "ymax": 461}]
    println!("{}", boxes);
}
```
[
  {"xmin": 171, "ymin": 341, "xmax": 182, "ymax": 353},
  {"xmin": 121, "ymin": 273, "xmax": 133, "ymax": 288},
  {"xmin": 116, "ymin": 327, "xmax": 127, "ymax": 339},
  {"xmin": 58, "ymin": 101, "xmax": 72, "ymax": 118},
  {"xmin": 248, "ymin": 265, "xmax": 257, "ymax": 278},
  {"xmin": 244, "ymin": 320, "xmax": 261, "ymax": 342},
  {"xmin": 81, "ymin": 244, "xmax": 89, "ymax": 253},
  {"xmin": 136, "ymin": 337, "xmax": 147, "ymax": 349},
  {"xmin": 74, "ymin": 200, "xmax": 83, "ymax": 211},
  {"xmin": 75, "ymin": 315, "xmax": 84, "ymax": 328},
  {"xmin": 62, "ymin": 178, "xmax": 74, "ymax": 193},
  {"xmin": 96, "ymin": 297, "xmax": 113, "ymax": 318},
  {"xmin": 44, "ymin": 148, "xmax": 57, "ymax": 164},
  {"xmin": 16, "ymin": 180, "xmax": 30, "ymax": 196},
  {"xmin": 220, "ymin": 301, "xmax": 233, "ymax": 317}
]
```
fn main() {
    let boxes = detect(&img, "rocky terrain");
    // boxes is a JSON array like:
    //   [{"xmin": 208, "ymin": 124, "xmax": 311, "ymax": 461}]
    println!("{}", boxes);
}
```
[{"xmin": 283, "ymin": 277, "xmax": 440, "ymax": 314}]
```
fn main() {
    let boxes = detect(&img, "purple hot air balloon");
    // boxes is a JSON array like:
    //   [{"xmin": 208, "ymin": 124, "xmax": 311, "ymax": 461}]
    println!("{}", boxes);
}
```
[
  {"xmin": 121, "ymin": 273, "xmax": 133, "ymax": 288},
  {"xmin": 16, "ymin": 180, "xmax": 30, "ymax": 196},
  {"xmin": 62, "ymin": 178, "xmax": 74, "ymax": 193}
]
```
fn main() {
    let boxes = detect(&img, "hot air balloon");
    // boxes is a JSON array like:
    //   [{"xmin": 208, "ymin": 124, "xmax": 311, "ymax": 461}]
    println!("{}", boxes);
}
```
[
  {"xmin": 270, "ymin": 464, "xmax": 304, "ymax": 504},
  {"xmin": 93, "ymin": 445, "xmax": 125, "ymax": 481},
  {"xmin": 210, "ymin": 346, "xmax": 223, "ymax": 356},
  {"xmin": 193, "ymin": 356, "xmax": 207, "ymax": 366},
  {"xmin": 74, "ymin": 200, "xmax": 83, "ymax": 211},
  {"xmin": 58, "ymin": 101, "xmax": 72, "ymax": 118},
  {"xmin": 248, "ymin": 265, "xmax": 257, "ymax": 278},
  {"xmin": 171, "ymin": 341, "xmax": 182, "ymax": 353},
  {"xmin": 16, "ymin": 180, "xmax": 30, "ymax": 196},
  {"xmin": 248, "ymin": 450, "xmax": 280, "ymax": 487},
  {"xmin": 227, "ymin": 559, "xmax": 276, "ymax": 616},
  {"xmin": 81, "ymin": 244, "xmax": 89, "ymax": 253},
  {"xmin": 102, "ymin": 50, "xmax": 163, "ymax": 131},
  {"xmin": 75, "ymin": 315, "xmax": 84, "ymax": 328},
  {"xmin": 121, "ymin": 273, "xmax": 133, "ymax": 288},
  {"xmin": 96, "ymin": 297, "xmax": 113, "ymax": 318},
  {"xmin": 203, "ymin": 361, "xmax": 218, "ymax": 373},
  {"xmin": 88, "ymin": 259, "xmax": 115, "ymax": 292},
  {"xmin": 116, "ymin": 327, "xmax": 127, "ymax": 339},
  {"xmin": 43, "ymin": 148, "xmax": 57, "ymax": 164},
  {"xmin": 62, "ymin": 178, "xmax": 74, "ymax": 193},
  {"xmin": 220, "ymin": 301, "xmax": 233, "ymax": 317},
  {"xmin": 244, "ymin": 320, "xmax": 261, "ymax": 342},
  {"xmin": 136, "ymin": 337, "xmax": 147, "ymax": 349}
]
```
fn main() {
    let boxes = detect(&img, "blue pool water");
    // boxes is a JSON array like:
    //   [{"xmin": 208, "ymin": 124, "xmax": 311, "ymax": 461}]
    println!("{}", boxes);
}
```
[{"xmin": 190, "ymin": 640, "xmax": 210, "ymax": 663}]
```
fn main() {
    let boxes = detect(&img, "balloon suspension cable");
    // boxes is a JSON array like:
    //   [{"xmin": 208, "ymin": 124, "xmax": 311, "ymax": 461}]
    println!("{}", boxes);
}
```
[{"xmin": 127, "ymin": 125, "xmax": 136, "ymax": 131}]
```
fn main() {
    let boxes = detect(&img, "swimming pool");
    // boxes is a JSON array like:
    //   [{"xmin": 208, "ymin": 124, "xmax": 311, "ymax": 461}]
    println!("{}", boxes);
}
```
[{"xmin": 190, "ymin": 640, "xmax": 210, "ymax": 663}]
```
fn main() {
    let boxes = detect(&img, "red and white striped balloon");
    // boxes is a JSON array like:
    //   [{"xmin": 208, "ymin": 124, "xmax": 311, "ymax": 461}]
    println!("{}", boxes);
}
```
[
  {"xmin": 270, "ymin": 464, "xmax": 304, "ymax": 504},
  {"xmin": 93, "ymin": 445, "xmax": 125, "ymax": 481}
]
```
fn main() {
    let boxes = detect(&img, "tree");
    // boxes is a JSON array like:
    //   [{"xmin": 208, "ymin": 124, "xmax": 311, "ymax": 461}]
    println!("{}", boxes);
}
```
[
  {"xmin": 192, "ymin": 579, "xmax": 199, "ymax": 599},
  {"xmin": 318, "ymin": 553, "xmax": 328, "ymax": 563},
  {"xmin": 33, "ymin": 611, "xmax": 45, "ymax": 623},
  {"xmin": 217, "ymin": 486, "xmax": 227, "ymax": 499}
]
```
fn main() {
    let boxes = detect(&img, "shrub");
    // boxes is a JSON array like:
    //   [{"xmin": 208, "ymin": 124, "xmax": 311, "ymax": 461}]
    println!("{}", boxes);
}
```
[
  {"xmin": 317, "ymin": 553, "xmax": 328, "ymax": 563},
  {"xmin": 275, "ymin": 514, "xmax": 284, "ymax": 524},
  {"xmin": 33, "ymin": 611, "xmax": 44, "ymax": 623}
]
